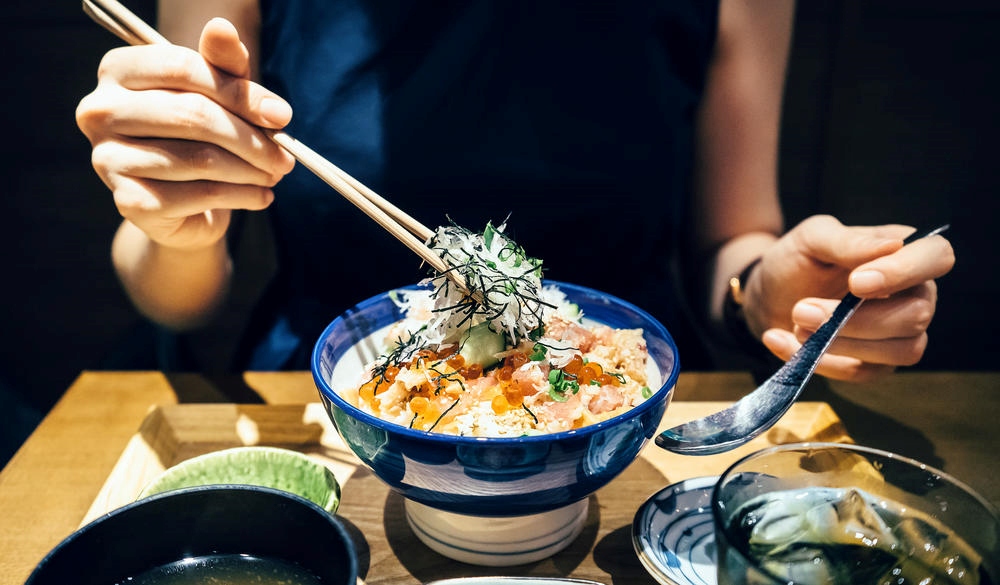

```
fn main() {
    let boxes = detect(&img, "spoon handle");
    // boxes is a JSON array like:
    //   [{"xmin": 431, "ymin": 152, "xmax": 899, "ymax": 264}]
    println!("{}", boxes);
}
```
[{"xmin": 774, "ymin": 293, "xmax": 862, "ymax": 387}]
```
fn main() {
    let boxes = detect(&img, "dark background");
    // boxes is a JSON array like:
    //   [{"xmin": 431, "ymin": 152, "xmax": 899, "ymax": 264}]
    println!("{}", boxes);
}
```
[{"xmin": 0, "ymin": 1, "xmax": 997, "ymax": 455}]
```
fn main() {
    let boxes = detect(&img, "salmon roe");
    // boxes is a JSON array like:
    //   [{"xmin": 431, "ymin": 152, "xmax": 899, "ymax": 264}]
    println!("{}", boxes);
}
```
[
  {"xmin": 577, "ymin": 363, "xmax": 601, "ymax": 385},
  {"xmin": 491, "ymin": 394, "xmax": 510, "ymax": 414},
  {"xmin": 459, "ymin": 363, "xmax": 483, "ymax": 380},
  {"xmin": 563, "ymin": 354, "xmax": 584, "ymax": 375},
  {"xmin": 504, "ymin": 388, "xmax": 524, "ymax": 407},
  {"xmin": 597, "ymin": 373, "xmax": 618, "ymax": 386},
  {"xmin": 409, "ymin": 396, "xmax": 430, "ymax": 414},
  {"xmin": 497, "ymin": 351, "xmax": 530, "ymax": 381}
]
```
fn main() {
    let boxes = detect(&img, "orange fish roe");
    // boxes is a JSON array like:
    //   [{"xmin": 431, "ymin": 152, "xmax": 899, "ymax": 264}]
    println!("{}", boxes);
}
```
[
  {"xmin": 491, "ymin": 394, "xmax": 510, "ymax": 414},
  {"xmin": 348, "ymin": 300, "xmax": 653, "ymax": 437}
]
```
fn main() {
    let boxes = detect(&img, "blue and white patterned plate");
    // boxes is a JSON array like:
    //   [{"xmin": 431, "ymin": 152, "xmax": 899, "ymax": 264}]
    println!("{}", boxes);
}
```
[{"xmin": 632, "ymin": 476, "xmax": 719, "ymax": 585}]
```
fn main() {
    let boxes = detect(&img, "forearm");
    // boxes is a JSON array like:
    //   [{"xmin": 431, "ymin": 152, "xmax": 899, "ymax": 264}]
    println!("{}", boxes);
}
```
[
  {"xmin": 103, "ymin": 1, "xmax": 265, "ymax": 330},
  {"xmin": 691, "ymin": 0, "xmax": 793, "ymax": 346},
  {"xmin": 112, "ymin": 220, "xmax": 233, "ymax": 330}
]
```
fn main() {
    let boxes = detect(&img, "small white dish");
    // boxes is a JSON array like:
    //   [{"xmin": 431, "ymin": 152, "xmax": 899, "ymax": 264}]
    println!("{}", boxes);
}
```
[{"xmin": 631, "ymin": 476, "xmax": 719, "ymax": 585}]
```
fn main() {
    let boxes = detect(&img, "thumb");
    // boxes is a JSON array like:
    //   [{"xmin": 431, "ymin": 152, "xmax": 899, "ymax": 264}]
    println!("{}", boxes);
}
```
[
  {"xmin": 794, "ymin": 216, "xmax": 910, "ymax": 269},
  {"xmin": 198, "ymin": 17, "xmax": 251, "ymax": 79},
  {"xmin": 196, "ymin": 17, "xmax": 292, "ymax": 129}
]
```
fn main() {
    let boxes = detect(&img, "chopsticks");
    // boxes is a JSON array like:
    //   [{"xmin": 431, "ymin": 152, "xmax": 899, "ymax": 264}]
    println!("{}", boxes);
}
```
[{"xmin": 81, "ymin": 0, "xmax": 461, "ymax": 286}]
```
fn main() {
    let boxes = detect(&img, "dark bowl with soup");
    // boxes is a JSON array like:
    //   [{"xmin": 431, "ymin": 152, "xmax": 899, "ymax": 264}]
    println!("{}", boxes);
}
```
[{"xmin": 25, "ymin": 485, "xmax": 357, "ymax": 585}]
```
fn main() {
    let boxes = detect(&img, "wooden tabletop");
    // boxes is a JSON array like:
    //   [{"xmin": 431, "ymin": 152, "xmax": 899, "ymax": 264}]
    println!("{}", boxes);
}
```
[{"xmin": 1, "ymin": 370, "xmax": 996, "ymax": 585}]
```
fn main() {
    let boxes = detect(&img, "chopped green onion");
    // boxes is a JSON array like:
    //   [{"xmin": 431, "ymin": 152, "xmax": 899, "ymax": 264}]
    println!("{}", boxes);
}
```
[
  {"xmin": 548, "ymin": 386, "xmax": 570, "ymax": 402},
  {"xmin": 547, "ymin": 368, "xmax": 580, "ymax": 401},
  {"xmin": 483, "ymin": 223, "xmax": 496, "ymax": 248}
]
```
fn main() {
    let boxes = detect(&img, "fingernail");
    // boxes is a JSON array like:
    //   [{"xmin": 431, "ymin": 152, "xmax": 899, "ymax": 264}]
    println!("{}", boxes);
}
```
[
  {"xmin": 260, "ymin": 97, "xmax": 293, "ymax": 125},
  {"xmin": 850, "ymin": 270, "xmax": 886, "ymax": 294}
]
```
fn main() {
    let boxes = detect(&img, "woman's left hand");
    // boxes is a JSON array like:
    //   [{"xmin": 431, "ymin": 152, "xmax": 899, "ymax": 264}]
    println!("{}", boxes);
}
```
[{"xmin": 743, "ymin": 215, "xmax": 955, "ymax": 382}]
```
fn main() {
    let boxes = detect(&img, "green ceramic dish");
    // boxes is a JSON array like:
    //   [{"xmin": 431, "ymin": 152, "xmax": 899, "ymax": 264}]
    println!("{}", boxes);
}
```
[{"xmin": 138, "ymin": 446, "xmax": 340, "ymax": 513}]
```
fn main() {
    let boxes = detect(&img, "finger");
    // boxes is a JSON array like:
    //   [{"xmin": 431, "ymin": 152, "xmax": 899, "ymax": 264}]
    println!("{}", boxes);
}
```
[
  {"xmin": 790, "ymin": 324, "xmax": 929, "ymax": 367},
  {"xmin": 849, "ymin": 234, "xmax": 955, "ymax": 298},
  {"xmin": 92, "ymin": 87, "xmax": 294, "ymax": 175},
  {"xmin": 92, "ymin": 137, "xmax": 287, "ymax": 187},
  {"xmin": 198, "ymin": 18, "xmax": 251, "ymax": 78},
  {"xmin": 790, "ymin": 284, "xmax": 936, "ymax": 340},
  {"xmin": 110, "ymin": 175, "xmax": 275, "ymax": 223},
  {"xmin": 98, "ymin": 45, "xmax": 292, "ymax": 129},
  {"xmin": 789, "ymin": 215, "xmax": 912, "ymax": 268},
  {"xmin": 130, "ymin": 207, "xmax": 233, "ymax": 251},
  {"xmin": 761, "ymin": 328, "xmax": 897, "ymax": 382},
  {"xmin": 815, "ymin": 356, "xmax": 896, "ymax": 383},
  {"xmin": 108, "ymin": 178, "xmax": 235, "ymax": 250}
]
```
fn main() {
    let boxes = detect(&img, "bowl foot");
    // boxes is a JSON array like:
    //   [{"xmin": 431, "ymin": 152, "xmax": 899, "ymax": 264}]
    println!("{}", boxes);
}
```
[{"xmin": 404, "ymin": 498, "xmax": 589, "ymax": 566}]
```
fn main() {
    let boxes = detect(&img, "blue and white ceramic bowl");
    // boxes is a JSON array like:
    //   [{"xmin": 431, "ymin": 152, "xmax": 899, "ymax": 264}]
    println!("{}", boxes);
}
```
[
  {"xmin": 633, "ymin": 476, "xmax": 719, "ymax": 585},
  {"xmin": 312, "ymin": 281, "xmax": 680, "ymax": 565}
]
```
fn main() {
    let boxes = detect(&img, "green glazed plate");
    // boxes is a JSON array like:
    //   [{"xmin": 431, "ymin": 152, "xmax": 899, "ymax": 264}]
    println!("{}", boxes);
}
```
[{"xmin": 138, "ymin": 446, "xmax": 341, "ymax": 513}]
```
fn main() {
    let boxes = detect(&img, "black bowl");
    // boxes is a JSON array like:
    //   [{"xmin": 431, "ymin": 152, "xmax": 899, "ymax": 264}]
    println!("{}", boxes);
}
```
[{"xmin": 26, "ymin": 485, "xmax": 357, "ymax": 585}]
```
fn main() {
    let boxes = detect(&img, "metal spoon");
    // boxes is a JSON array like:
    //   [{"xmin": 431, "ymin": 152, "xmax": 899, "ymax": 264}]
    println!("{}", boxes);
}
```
[{"xmin": 656, "ymin": 224, "xmax": 950, "ymax": 456}]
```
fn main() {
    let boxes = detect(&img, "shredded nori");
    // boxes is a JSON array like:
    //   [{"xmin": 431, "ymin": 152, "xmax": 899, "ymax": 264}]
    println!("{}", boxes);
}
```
[
  {"xmin": 427, "ymin": 398, "xmax": 460, "ymax": 432},
  {"xmin": 368, "ymin": 334, "xmax": 426, "ymax": 390},
  {"xmin": 425, "ymin": 218, "xmax": 554, "ymax": 344}
]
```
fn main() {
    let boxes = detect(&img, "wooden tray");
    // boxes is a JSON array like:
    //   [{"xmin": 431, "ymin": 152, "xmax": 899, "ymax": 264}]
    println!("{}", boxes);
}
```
[{"xmin": 85, "ymin": 401, "xmax": 850, "ymax": 584}]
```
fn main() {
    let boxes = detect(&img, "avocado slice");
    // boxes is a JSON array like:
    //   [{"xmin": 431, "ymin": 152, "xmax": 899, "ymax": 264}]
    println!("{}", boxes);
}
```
[{"xmin": 458, "ymin": 322, "xmax": 506, "ymax": 368}]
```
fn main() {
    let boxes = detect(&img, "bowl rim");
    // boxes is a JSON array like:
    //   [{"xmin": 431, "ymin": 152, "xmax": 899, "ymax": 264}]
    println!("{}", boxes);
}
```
[
  {"xmin": 311, "ymin": 279, "xmax": 680, "ymax": 445},
  {"xmin": 27, "ymin": 484, "xmax": 358, "ymax": 583},
  {"xmin": 137, "ymin": 445, "xmax": 341, "ymax": 512}
]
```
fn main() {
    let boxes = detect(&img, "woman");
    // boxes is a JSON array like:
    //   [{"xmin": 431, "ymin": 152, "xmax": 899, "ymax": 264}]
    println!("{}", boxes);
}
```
[{"xmin": 76, "ymin": 0, "xmax": 954, "ymax": 380}]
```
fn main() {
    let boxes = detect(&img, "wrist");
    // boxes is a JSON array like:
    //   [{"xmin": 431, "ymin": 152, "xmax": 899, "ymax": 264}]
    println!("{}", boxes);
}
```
[
  {"xmin": 113, "ymin": 221, "xmax": 233, "ymax": 329},
  {"xmin": 723, "ymin": 257, "xmax": 764, "ymax": 350}
]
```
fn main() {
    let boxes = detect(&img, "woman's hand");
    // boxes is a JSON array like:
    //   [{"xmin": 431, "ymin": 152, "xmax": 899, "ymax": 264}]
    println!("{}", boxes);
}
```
[
  {"xmin": 742, "ymin": 215, "xmax": 955, "ymax": 382},
  {"xmin": 76, "ymin": 17, "xmax": 295, "ymax": 252}
]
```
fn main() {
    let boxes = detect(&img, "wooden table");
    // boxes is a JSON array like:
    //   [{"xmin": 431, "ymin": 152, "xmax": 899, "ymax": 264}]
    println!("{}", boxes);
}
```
[{"xmin": 1, "ymin": 371, "xmax": 997, "ymax": 584}]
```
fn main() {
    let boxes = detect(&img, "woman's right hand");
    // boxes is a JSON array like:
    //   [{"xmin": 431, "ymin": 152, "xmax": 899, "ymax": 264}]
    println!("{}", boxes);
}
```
[{"xmin": 76, "ymin": 17, "xmax": 296, "ymax": 252}]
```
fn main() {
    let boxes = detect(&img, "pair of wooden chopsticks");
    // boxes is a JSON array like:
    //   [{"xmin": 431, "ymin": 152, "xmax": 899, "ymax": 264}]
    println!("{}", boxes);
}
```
[{"xmin": 82, "ymin": 0, "xmax": 462, "ymax": 286}]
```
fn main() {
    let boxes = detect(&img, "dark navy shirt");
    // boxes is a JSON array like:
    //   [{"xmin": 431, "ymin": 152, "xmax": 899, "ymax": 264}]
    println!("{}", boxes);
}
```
[{"xmin": 245, "ymin": 0, "xmax": 719, "ymax": 370}]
